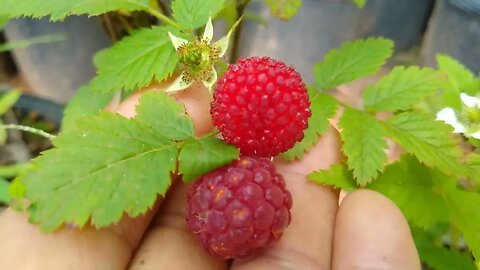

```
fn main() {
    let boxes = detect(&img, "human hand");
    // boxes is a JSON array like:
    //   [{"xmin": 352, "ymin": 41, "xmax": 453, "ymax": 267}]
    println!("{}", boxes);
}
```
[{"xmin": 0, "ymin": 84, "xmax": 421, "ymax": 269}]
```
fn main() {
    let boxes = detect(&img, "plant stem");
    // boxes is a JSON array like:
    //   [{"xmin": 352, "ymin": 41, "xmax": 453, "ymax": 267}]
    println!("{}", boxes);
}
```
[
  {"xmin": 230, "ymin": 0, "xmax": 251, "ymax": 63},
  {"xmin": 146, "ymin": 8, "xmax": 182, "ymax": 30},
  {"xmin": 1, "ymin": 124, "xmax": 56, "ymax": 140}
]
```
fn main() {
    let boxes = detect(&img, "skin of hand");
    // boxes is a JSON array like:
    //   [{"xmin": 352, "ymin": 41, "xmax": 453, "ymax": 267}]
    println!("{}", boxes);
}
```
[{"xmin": 0, "ymin": 84, "xmax": 421, "ymax": 270}]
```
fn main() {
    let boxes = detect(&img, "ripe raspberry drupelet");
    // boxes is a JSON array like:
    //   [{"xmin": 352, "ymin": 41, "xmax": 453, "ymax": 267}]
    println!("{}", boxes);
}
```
[
  {"xmin": 211, "ymin": 57, "xmax": 311, "ymax": 157},
  {"xmin": 186, "ymin": 156, "xmax": 292, "ymax": 259}
]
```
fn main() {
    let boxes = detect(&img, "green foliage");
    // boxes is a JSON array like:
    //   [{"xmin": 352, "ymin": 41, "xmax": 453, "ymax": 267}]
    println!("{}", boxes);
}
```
[
  {"xmin": 0, "ymin": 163, "xmax": 32, "ymax": 179},
  {"xmin": 135, "ymin": 90, "xmax": 194, "ymax": 140},
  {"xmin": 445, "ymin": 189, "xmax": 480, "ymax": 262},
  {"xmin": 413, "ymin": 228, "xmax": 476, "ymax": 270},
  {"xmin": 179, "ymin": 137, "xmax": 239, "ymax": 182},
  {"xmin": 0, "ymin": 89, "xmax": 21, "ymax": 115},
  {"xmin": 91, "ymin": 26, "xmax": 177, "ymax": 93},
  {"xmin": 383, "ymin": 112, "xmax": 468, "ymax": 179},
  {"xmin": 363, "ymin": 67, "xmax": 443, "ymax": 112},
  {"xmin": 437, "ymin": 54, "xmax": 475, "ymax": 92},
  {"xmin": 0, "ymin": 15, "xmax": 8, "ymax": 30},
  {"xmin": 0, "ymin": 0, "xmax": 149, "ymax": 21},
  {"xmin": 283, "ymin": 89, "xmax": 337, "ymax": 160},
  {"xmin": 313, "ymin": 38, "xmax": 393, "ymax": 90},
  {"xmin": 352, "ymin": 0, "xmax": 367, "ymax": 8},
  {"xmin": 339, "ymin": 108, "xmax": 388, "ymax": 185},
  {"xmin": 0, "ymin": 89, "xmax": 21, "ymax": 145},
  {"xmin": 18, "ymin": 92, "xmax": 237, "ymax": 232},
  {"xmin": 265, "ymin": 0, "xmax": 302, "ymax": 20},
  {"xmin": 307, "ymin": 155, "xmax": 453, "ymax": 228},
  {"xmin": 0, "ymin": 178, "xmax": 10, "ymax": 204},
  {"xmin": 436, "ymin": 54, "xmax": 478, "ymax": 108},
  {"xmin": 172, "ymin": 0, "xmax": 226, "ymax": 30},
  {"xmin": 307, "ymin": 164, "xmax": 356, "ymax": 191},
  {"xmin": 62, "ymin": 86, "xmax": 115, "ymax": 132},
  {"xmin": 368, "ymin": 156, "xmax": 451, "ymax": 228}
]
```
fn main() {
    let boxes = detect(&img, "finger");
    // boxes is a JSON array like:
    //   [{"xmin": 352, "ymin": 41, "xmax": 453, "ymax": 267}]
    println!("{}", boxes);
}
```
[
  {"xmin": 0, "ymin": 207, "xmax": 158, "ymax": 269},
  {"xmin": 0, "ymin": 83, "xmax": 213, "ymax": 270},
  {"xmin": 129, "ymin": 181, "xmax": 227, "ymax": 270},
  {"xmin": 332, "ymin": 189, "xmax": 421, "ymax": 270},
  {"xmin": 128, "ymin": 84, "xmax": 226, "ymax": 269},
  {"xmin": 232, "ymin": 126, "xmax": 342, "ymax": 270}
]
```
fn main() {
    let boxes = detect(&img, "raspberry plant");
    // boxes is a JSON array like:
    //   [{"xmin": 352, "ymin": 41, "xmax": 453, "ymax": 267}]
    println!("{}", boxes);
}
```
[{"xmin": 1, "ymin": 0, "xmax": 479, "ymax": 268}]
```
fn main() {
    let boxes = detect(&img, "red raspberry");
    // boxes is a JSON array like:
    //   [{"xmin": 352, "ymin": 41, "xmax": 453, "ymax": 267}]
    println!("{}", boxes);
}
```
[
  {"xmin": 211, "ymin": 57, "xmax": 311, "ymax": 157},
  {"xmin": 186, "ymin": 156, "xmax": 293, "ymax": 259}
]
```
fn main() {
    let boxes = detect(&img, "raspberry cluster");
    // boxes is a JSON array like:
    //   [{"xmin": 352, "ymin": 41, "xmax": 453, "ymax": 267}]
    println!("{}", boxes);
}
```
[
  {"xmin": 186, "ymin": 156, "xmax": 292, "ymax": 259},
  {"xmin": 187, "ymin": 57, "xmax": 308, "ymax": 259}
]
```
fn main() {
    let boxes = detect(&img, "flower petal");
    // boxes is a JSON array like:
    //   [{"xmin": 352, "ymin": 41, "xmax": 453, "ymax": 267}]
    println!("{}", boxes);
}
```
[
  {"xmin": 165, "ymin": 73, "xmax": 193, "ymax": 92},
  {"xmin": 214, "ymin": 16, "xmax": 242, "ymax": 57},
  {"xmin": 202, "ymin": 67, "xmax": 217, "ymax": 91},
  {"xmin": 469, "ymin": 130, "xmax": 480, "ymax": 139},
  {"xmin": 168, "ymin": 32, "xmax": 188, "ymax": 51},
  {"xmin": 460, "ymin": 92, "xmax": 480, "ymax": 108},
  {"xmin": 203, "ymin": 17, "xmax": 214, "ymax": 43},
  {"xmin": 436, "ymin": 107, "xmax": 466, "ymax": 133}
]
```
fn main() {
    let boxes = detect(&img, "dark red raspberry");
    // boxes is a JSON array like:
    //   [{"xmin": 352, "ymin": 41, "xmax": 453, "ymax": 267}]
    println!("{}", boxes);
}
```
[
  {"xmin": 211, "ymin": 57, "xmax": 311, "ymax": 157},
  {"xmin": 186, "ymin": 156, "xmax": 293, "ymax": 259}
]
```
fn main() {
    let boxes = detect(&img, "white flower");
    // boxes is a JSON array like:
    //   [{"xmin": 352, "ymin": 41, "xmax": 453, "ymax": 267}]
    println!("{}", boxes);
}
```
[
  {"xmin": 165, "ymin": 18, "xmax": 240, "ymax": 92},
  {"xmin": 436, "ymin": 92, "xmax": 480, "ymax": 139}
]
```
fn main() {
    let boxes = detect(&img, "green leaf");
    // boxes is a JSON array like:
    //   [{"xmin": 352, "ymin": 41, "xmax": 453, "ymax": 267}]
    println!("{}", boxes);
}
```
[
  {"xmin": 172, "ymin": 0, "xmax": 226, "ymax": 29},
  {"xmin": 413, "ymin": 228, "xmax": 476, "ymax": 270},
  {"xmin": 62, "ymin": 85, "xmax": 115, "ymax": 132},
  {"xmin": 0, "ymin": 89, "xmax": 21, "ymax": 115},
  {"xmin": 22, "ymin": 113, "xmax": 178, "ymax": 231},
  {"xmin": 283, "ymin": 89, "xmax": 337, "ymax": 160},
  {"xmin": 20, "ymin": 92, "xmax": 196, "ymax": 231},
  {"xmin": 0, "ymin": 14, "xmax": 8, "ymax": 31},
  {"xmin": 0, "ymin": 162, "xmax": 32, "ymax": 178},
  {"xmin": 313, "ymin": 38, "xmax": 393, "ymax": 90},
  {"xmin": 91, "ymin": 26, "xmax": 178, "ymax": 93},
  {"xmin": 352, "ymin": 0, "xmax": 367, "ymax": 8},
  {"xmin": 307, "ymin": 164, "xmax": 357, "ymax": 191},
  {"xmin": 338, "ymin": 108, "xmax": 388, "ymax": 185},
  {"xmin": 368, "ymin": 155, "xmax": 451, "ymax": 228},
  {"xmin": 265, "ymin": 0, "xmax": 301, "ymax": 20},
  {"xmin": 437, "ymin": 54, "xmax": 475, "ymax": 91},
  {"xmin": 179, "ymin": 137, "xmax": 239, "ymax": 182},
  {"xmin": 0, "ymin": 178, "xmax": 11, "ymax": 204},
  {"xmin": 445, "ymin": 189, "xmax": 480, "ymax": 262},
  {"xmin": 466, "ymin": 153, "xmax": 480, "ymax": 182},
  {"xmin": 217, "ymin": 0, "xmax": 238, "ymax": 28},
  {"xmin": 0, "ymin": 0, "xmax": 149, "ymax": 21},
  {"xmin": 383, "ymin": 111, "xmax": 468, "ymax": 179},
  {"xmin": 363, "ymin": 66, "xmax": 443, "ymax": 112},
  {"xmin": 135, "ymin": 91, "xmax": 194, "ymax": 140}
]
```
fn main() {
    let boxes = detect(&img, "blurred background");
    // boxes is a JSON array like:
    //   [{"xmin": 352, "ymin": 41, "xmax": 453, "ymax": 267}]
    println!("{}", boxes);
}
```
[
  {"xmin": 2, "ymin": 0, "xmax": 480, "ymax": 104},
  {"xmin": 0, "ymin": 0, "xmax": 479, "ymax": 165}
]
